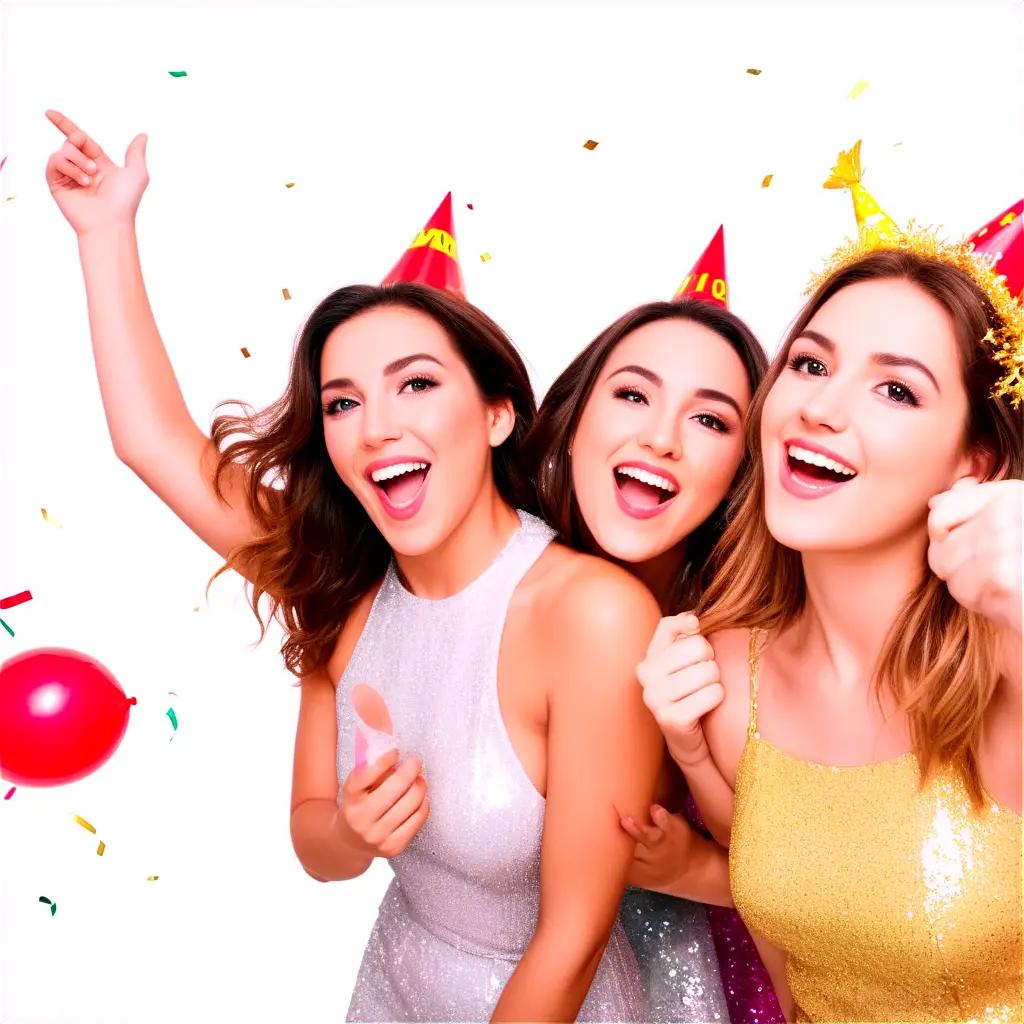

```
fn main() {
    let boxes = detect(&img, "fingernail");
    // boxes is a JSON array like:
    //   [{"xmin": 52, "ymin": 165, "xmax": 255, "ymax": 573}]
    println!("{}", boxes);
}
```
[
  {"xmin": 623, "ymin": 816, "xmax": 635, "ymax": 827},
  {"xmin": 81, "ymin": 175, "xmax": 90, "ymax": 184},
  {"xmin": 88, "ymin": 161, "xmax": 96, "ymax": 171}
]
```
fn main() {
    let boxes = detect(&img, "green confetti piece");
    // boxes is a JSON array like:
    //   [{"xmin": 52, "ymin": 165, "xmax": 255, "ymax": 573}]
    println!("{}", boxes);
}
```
[
  {"xmin": 167, "ymin": 707, "xmax": 178, "ymax": 731},
  {"xmin": 0, "ymin": 618, "xmax": 13, "ymax": 637},
  {"xmin": 39, "ymin": 897, "xmax": 57, "ymax": 916},
  {"xmin": 169, "ymin": 70, "xmax": 188, "ymax": 78}
]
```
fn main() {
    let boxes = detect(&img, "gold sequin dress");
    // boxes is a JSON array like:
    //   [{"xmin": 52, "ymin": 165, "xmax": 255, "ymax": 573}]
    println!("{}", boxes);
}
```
[{"xmin": 730, "ymin": 630, "xmax": 1022, "ymax": 1023}]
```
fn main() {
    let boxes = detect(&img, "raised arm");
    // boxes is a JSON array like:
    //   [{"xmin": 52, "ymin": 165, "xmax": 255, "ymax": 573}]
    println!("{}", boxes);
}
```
[
  {"xmin": 44, "ymin": 110, "xmax": 266, "ymax": 566},
  {"xmin": 491, "ymin": 565, "xmax": 663, "ymax": 1022}
]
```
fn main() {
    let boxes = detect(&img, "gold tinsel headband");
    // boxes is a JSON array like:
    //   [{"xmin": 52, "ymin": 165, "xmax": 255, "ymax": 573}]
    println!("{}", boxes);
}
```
[{"xmin": 807, "ymin": 223, "xmax": 1024, "ymax": 409}]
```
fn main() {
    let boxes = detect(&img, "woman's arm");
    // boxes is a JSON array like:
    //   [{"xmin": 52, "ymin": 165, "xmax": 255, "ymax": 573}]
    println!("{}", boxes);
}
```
[
  {"xmin": 45, "ymin": 111, "xmax": 267, "ymax": 566},
  {"xmin": 621, "ymin": 808, "xmax": 733, "ymax": 906},
  {"xmin": 491, "ymin": 565, "xmax": 663, "ymax": 1022}
]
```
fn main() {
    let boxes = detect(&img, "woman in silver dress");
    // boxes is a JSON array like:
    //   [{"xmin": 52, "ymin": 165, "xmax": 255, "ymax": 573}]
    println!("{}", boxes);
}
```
[{"xmin": 45, "ymin": 111, "xmax": 667, "ymax": 1021}]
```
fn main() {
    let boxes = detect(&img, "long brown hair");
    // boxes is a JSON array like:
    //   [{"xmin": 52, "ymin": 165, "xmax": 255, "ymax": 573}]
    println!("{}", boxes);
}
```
[
  {"xmin": 204, "ymin": 282, "xmax": 538, "ymax": 678},
  {"xmin": 522, "ymin": 299, "xmax": 768, "ymax": 611},
  {"xmin": 698, "ymin": 250, "xmax": 1023, "ymax": 806}
]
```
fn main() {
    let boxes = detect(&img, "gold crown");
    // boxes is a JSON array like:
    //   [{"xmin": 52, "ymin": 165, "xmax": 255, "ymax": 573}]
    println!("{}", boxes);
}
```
[{"xmin": 807, "ymin": 223, "xmax": 1024, "ymax": 409}]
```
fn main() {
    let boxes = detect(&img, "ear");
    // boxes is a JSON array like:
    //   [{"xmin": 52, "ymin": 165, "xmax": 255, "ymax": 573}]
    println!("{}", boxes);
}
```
[
  {"xmin": 952, "ymin": 442, "xmax": 997, "ymax": 484},
  {"xmin": 486, "ymin": 397, "xmax": 516, "ymax": 448}
]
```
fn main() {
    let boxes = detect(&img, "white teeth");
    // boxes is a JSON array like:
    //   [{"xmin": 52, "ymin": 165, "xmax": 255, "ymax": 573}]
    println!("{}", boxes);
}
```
[
  {"xmin": 787, "ymin": 445, "xmax": 856, "ymax": 477},
  {"xmin": 371, "ymin": 461, "xmax": 429, "ymax": 483},
  {"xmin": 615, "ymin": 466, "xmax": 678, "ymax": 495}
]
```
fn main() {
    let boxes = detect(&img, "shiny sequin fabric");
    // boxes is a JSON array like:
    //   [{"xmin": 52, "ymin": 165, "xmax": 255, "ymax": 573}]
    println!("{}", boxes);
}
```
[
  {"xmin": 618, "ymin": 886, "xmax": 729, "ymax": 1021},
  {"xmin": 730, "ymin": 630, "xmax": 1023, "ymax": 1023},
  {"xmin": 683, "ymin": 793, "xmax": 784, "ymax": 1024},
  {"xmin": 336, "ymin": 510, "xmax": 648, "ymax": 1021}
]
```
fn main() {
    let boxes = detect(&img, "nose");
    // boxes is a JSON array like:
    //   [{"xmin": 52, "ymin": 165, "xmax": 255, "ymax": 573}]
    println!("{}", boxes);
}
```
[
  {"xmin": 359, "ymin": 396, "xmax": 402, "ymax": 448},
  {"xmin": 636, "ymin": 407, "xmax": 682, "ymax": 460},
  {"xmin": 798, "ymin": 375, "xmax": 850, "ymax": 433}
]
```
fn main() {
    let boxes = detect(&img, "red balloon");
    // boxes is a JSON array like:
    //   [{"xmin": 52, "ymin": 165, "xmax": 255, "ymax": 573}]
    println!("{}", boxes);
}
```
[{"xmin": 0, "ymin": 647, "xmax": 135, "ymax": 786}]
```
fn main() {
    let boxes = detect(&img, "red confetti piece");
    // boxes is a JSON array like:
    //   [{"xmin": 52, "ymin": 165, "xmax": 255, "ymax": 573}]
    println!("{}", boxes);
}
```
[
  {"xmin": 4, "ymin": 787, "xmax": 15, "ymax": 800},
  {"xmin": 466, "ymin": 203, "xmax": 474, "ymax": 210},
  {"xmin": 240, "ymin": 347, "xmax": 251, "ymax": 358},
  {"xmin": 0, "ymin": 590, "xmax": 32, "ymax": 610}
]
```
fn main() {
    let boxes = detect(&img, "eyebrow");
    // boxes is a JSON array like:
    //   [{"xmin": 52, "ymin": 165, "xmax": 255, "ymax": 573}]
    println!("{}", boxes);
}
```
[
  {"xmin": 795, "ymin": 330, "xmax": 941, "ymax": 394},
  {"xmin": 320, "ymin": 353, "xmax": 444, "ymax": 394},
  {"xmin": 607, "ymin": 364, "xmax": 743, "ymax": 416}
]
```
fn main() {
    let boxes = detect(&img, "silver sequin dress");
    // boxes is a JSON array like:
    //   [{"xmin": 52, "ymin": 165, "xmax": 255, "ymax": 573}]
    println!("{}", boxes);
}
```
[{"xmin": 336, "ymin": 510, "xmax": 648, "ymax": 1022}]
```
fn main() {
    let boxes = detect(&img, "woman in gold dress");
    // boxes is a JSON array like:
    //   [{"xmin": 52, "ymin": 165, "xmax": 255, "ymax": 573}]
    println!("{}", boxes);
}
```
[{"xmin": 634, "ymin": 241, "xmax": 1022, "ymax": 1022}]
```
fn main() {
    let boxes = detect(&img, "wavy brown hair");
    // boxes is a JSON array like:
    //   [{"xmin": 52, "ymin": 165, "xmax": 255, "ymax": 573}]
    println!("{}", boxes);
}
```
[
  {"xmin": 522, "ymin": 299, "xmax": 769, "ymax": 612},
  {"xmin": 203, "ymin": 282, "xmax": 538, "ymax": 678},
  {"xmin": 698, "ymin": 249, "xmax": 1023, "ymax": 807}
]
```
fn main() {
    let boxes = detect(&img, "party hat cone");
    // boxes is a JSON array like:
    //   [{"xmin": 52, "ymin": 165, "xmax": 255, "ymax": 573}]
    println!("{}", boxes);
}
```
[
  {"xmin": 968, "ymin": 200, "xmax": 1022, "ymax": 297},
  {"xmin": 382, "ymin": 192, "xmax": 465, "ymax": 298},
  {"xmin": 672, "ymin": 225, "xmax": 729, "ymax": 308},
  {"xmin": 824, "ymin": 140, "xmax": 899, "ymax": 243}
]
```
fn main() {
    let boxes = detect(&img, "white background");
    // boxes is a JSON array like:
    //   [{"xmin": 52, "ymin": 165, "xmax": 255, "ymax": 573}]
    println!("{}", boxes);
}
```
[{"xmin": 1, "ymin": 0, "xmax": 1021, "ymax": 1021}]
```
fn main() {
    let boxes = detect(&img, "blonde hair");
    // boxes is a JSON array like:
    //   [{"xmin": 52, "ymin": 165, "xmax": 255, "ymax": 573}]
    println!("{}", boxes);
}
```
[{"xmin": 698, "ymin": 250, "xmax": 1022, "ymax": 807}]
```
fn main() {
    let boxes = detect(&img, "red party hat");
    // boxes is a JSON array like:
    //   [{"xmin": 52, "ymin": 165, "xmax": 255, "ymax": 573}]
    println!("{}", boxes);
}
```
[
  {"xmin": 968, "ymin": 200, "xmax": 1022, "ymax": 297},
  {"xmin": 672, "ymin": 225, "xmax": 729, "ymax": 308},
  {"xmin": 381, "ymin": 192, "xmax": 466, "ymax": 298}
]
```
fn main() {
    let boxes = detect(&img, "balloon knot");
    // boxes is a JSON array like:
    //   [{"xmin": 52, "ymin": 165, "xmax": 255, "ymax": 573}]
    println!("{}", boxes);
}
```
[{"xmin": 127, "ymin": 696, "xmax": 138, "ymax": 706}]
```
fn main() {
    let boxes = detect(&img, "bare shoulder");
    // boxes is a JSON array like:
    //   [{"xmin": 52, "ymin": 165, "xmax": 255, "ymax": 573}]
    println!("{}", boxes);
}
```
[
  {"xmin": 322, "ymin": 581, "xmax": 383, "ymax": 688},
  {"xmin": 527, "ymin": 542, "xmax": 661, "ymax": 636},
  {"xmin": 704, "ymin": 627, "xmax": 754, "ymax": 787}
]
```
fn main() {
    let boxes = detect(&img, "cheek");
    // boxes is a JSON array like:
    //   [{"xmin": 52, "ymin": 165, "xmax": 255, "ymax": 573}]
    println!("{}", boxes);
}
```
[{"xmin": 688, "ymin": 429, "xmax": 745, "ymax": 499}]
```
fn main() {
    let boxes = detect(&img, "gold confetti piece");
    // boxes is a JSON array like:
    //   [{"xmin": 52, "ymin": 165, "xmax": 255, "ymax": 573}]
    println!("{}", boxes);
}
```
[
  {"xmin": 848, "ymin": 80, "xmax": 869, "ymax": 99},
  {"xmin": 582, "ymin": 139, "xmax": 599, "ymax": 151},
  {"xmin": 282, "ymin": 287, "xmax": 292, "ymax": 300},
  {"xmin": 285, "ymin": 182, "xmax": 295, "ymax": 188},
  {"xmin": 746, "ymin": 68, "xmax": 762, "ymax": 75},
  {"xmin": 40, "ymin": 508, "xmax": 63, "ymax": 528},
  {"xmin": 4, "ymin": 196, "xmax": 15, "ymax": 203},
  {"xmin": 893, "ymin": 141, "xmax": 904, "ymax": 147},
  {"xmin": 1000, "ymin": 211, "xmax": 1017, "ymax": 227},
  {"xmin": 74, "ymin": 815, "xmax": 96, "ymax": 834},
  {"xmin": 96, "ymin": 841, "xmax": 105, "ymax": 856},
  {"xmin": 761, "ymin": 174, "xmax": 773, "ymax": 188},
  {"xmin": 480, "ymin": 252, "xmax": 492, "ymax": 262},
  {"xmin": 240, "ymin": 347, "xmax": 251, "ymax": 358},
  {"xmin": 193, "ymin": 606, "xmax": 200, "ymax": 612},
  {"xmin": 147, "ymin": 875, "xmax": 159, "ymax": 881}
]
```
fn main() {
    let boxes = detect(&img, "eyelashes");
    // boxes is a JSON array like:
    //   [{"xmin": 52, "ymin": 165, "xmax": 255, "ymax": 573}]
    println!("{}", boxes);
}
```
[
  {"xmin": 321, "ymin": 374, "xmax": 441, "ymax": 416},
  {"xmin": 611, "ymin": 386, "xmax": 732, "ymax": 432},
  {"xmin": 787, "ymin": 352, "xmax": 921, "ymax": 408}
]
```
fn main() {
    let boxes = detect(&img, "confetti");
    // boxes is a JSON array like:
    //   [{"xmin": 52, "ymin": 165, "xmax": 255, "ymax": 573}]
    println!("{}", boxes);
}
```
[
  {"xmin": 240, "ymin": 347, "xmax": 251, "ymax": 358},
  {"xmin": 0, "ymin": 618, "xmax": 13, "ymax": 638},
  {"xmin": 583, "ymin": 139, "xmax": 599, "ymax": 150},
  {"xmin": 169, "ymin": 71, "xmax": 188, "ymax": 78},
  {"xmin": 147, "ymin": 876, "xmax": 159, "ymax": 881},
  {"xmin": 4, "ymin": 787, "xmax": 14, "ymax": 800},
  {"xmin": 74, "ymin": 815, "xmax": 96, "ymax": 835},
  {"xmin": 848, "ymin": 80, "xmax": 870, "ymax": 99},
  {"xmin": 4, "ymin": 196, "xmax": 15, "ymax": 203},
  {"xmin": 282, "ymin": 287, "xmax": 292, "ymax": 300},
  {"xmin": 466, "ymin": 203, "xmax": 474, "ymax": 210},
  {"xmin": 761, "ymin": 174, "xmax": 773, "ymax": 188},
  {"xmin": 746, "ymin": 68, "xmax": 762, "ymax": 75},
  {"xmin": 167, "ymin": 707, "xmax": 178, "ymax": 733},
  {"xmin": 96, "ymin": 841, "xmax": 106, "ymax": 856},
  {"xmin": 39, "ymin": 897, "xmax": 57, "ymax": 916},
  {"xmin": 0, "ymin": 590, "xmax": 32, "ymax": 610},
  {"xmin": 285, "ymin": 182, "xmax": 295, "ymax": 188},
  {"xmin": 0, "ymin": 156, "xmax": 6, "ymax": 172},
  {"xmin": 40, "ymin": 508, "xmax": 63, "ymax": 528},
  {"xmin": 480, "ymin": 252, "xmax": 492, "ymax": 262}
]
